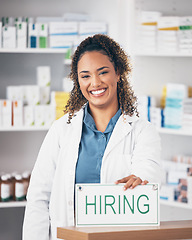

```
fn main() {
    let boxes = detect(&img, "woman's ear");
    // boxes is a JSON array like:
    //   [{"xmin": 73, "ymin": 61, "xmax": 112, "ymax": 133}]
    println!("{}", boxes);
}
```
[{"xmin": 116, "ymin": 70, "xmax": 120, "ymax": 82}]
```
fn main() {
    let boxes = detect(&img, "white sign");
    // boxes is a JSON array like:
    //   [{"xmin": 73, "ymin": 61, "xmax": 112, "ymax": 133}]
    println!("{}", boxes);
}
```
[{"xmin": 75, "ymin": 183, "xmax": 159, "ymax": 227}]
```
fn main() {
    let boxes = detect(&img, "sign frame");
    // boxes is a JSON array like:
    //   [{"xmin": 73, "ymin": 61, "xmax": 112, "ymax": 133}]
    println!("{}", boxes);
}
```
[{"xmin": 75, "ymin": 183, "xmax": 160, "ymax": 227}]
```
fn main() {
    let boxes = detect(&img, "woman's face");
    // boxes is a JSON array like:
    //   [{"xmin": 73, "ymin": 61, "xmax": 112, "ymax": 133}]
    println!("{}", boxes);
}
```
[{"xmin": 77, "ymin": 51, "xmax": 120, "ymax": 112}]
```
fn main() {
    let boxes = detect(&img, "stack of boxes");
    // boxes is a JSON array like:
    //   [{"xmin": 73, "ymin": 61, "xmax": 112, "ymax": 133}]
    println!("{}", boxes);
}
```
[
  {"xmin": 164, "ymin": 83, "xmax": 188, "ymax": 129},
  {"xmin": 0, "ymin": 66, "xmax": 56, "ymax": 128},
  {"xmin": 179, "ymin": 17, "xmax": 192, "ymax": 52},
  {"xmin": 137, "ymin": 95, "xmax": 163, "ymax": 128},
  {"xmin": 137, "ymin": 11, "xmax": 192, "ymax": 53},
  {"xmin": 0, "ymin": 16, "xmax": 108, "ymax": 50},
  {"xmin": 182, "ymin": 98, "xmax": 192, "ymax": 130},
  {"xmin": 161, "ymin": 158, "xmax": 192, "ymax": 205},
  {"xmin": 136, "ymin": 11, "xmax": 162, "ymax": 52},
  {"xmin": 157, "ymin": 17, "xmax": 179, "ymax": 52}
]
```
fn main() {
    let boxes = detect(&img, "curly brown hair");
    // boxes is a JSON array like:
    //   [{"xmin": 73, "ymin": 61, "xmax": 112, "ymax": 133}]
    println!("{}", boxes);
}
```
[{"xmin": 64, "ymin": 34, "xmax": 138, "ymax": 123}]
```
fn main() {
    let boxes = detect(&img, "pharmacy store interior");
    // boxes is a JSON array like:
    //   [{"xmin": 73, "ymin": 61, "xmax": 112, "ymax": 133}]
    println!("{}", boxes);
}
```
[{"xmin": 0, "ymin": 0, "xmax": 192, "ymax": 239}]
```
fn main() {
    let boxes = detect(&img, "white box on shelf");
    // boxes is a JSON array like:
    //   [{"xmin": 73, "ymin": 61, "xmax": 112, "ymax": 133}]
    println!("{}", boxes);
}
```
[
  {"xmin": 44, "ymin": 105, "xmax": 55, "ymax": 126},
  {"xmin": 78, "ymin": 21, "xmax": 107, "ymax": 36},
  {"xmin": 6, "ymin": 86, "xmax": 23, "ymax": 101},
  {"xmin": 37, "ymin": 66, "xmax": 51, "ymax": 87},
  {"xmin": 25, "ymin": 85, "xmax": 40, "ymax": 105},
  {"xmin": 49, "ymin": 21, "xmax": 78, "ymax": 35},
  {"xmin": 23, "ymin": 105, "xmax": 34, "ymax": 126},
  {"xmin": 1, "ymin": 100, "xmax": 12, "ymax": 127},
  {"xmin": 34, "ymin": 105, "xmax": 45, "ymax": 126},
  {"xmin": 160, "ymin": 184, "xmax": 175, "ymax": 202},
  {"xmin": 49, "ymin": 35, "xmax": 75, "ymax": 49},
  {"xmin": 2, "ymin": 26, "xmax": 16, "ymax": 48},
  {"xmin": 16, "ymin": 22, "xmax": 27, "ymax": 48},
  {"xmin": 40, "ymin": 86, "xmax": 50, "ymax": 104},
  {"xmin": 12, "ymin": 100, "xmax": 23, "ymax": 127}
]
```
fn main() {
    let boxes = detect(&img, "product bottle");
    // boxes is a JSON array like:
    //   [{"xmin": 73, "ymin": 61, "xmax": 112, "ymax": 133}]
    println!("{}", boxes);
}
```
[
  {"xmin": 6, "ymin": 173, "xmax": 13, "ymax": 200},
  {"xmin": 15, "ymin": 174, "xmax": 25, "ymax": 201},
  {"xmin": 22, "ymin": 171, "xmax": 31, "ymax": 200},
  {"xmin": 0, "ymin": 174, "xmax": 11, "ymax": 202},
  {"xmin": 39, "ymin": 24, "xmax": 48, "ymax": 48}
]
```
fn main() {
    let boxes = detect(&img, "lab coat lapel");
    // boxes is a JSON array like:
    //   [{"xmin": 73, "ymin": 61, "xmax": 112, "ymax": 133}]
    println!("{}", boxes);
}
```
[{"xmin": 103, "ymin": 114, "xmax": 137, "ymax": 158}]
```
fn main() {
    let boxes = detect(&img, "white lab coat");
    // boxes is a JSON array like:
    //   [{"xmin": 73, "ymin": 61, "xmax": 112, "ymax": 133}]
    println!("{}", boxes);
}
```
[{"xmin": 22, "ymin": 108, "xmax": 161, "ymax": 240}]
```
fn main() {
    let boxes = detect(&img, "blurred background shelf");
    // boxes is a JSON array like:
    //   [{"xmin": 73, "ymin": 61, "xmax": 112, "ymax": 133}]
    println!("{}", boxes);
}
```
[
  {"xmin": 157, "ymin": 128, "xmax": 192, "ymax": 136},
  {"xmin": 160, "ymin": 200, "xmax": 192, "ymax": 210},
  {"xmin": 0, "ymin": 201, "xmax": 26, "ymax": 208},
  {"xmin": 0, "ymin": 126, "xmax": 49, "ymax": 131},
  {"xmin": 134, "ymin": 51, "xmax": 192, "ymax": 57},
  {"xmin": 0, "ymin": 49, "xmax": 68, "ymax": 54}
]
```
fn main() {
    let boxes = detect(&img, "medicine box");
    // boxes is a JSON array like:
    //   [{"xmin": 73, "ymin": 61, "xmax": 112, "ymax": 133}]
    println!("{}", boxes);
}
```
[
  {"xmin": 49, "ymin": 22, "xmax": 78, "ymax": 48},
  {"xmin": 37, "ymin": 66, "xmax": 51, "ymax": 87},
  {"xmin": 78, "ymin": 22, "xmax": 108, "ymax": 35},
  {"xmin": 44, "ymin": 105, "xmax": 55, "ymax": 126},
  {"xmin": 6, "ymin": 86, "xmax": 23, "ymax": 101},
  {"xmin": 1, "ymin": 100, "xmax": 12, "ymax": 127},
  {"xmin": 40, "ymin": 86, "xmax": 50, "ymax": 104},
  {"xmin": 28, "ymin": 23, "xmax": 38, "ymax": 48},
  {"xmin": 3, "ymin": 26, "xmax": 16, "ymax": 48},
  {"xmin": 34, "ymin": 105, "xmax": 45, "ymax": 126},
  {"xmin": 12, "ymin": 100, "xmax": 23, "ymax": 127},
  {"xmin": 16, "ymin": 22, "xmax": 27, "ymax": 48},
  {"xmin": 24, "ymin": 105, "xmax": 34, "ymax": 126}
]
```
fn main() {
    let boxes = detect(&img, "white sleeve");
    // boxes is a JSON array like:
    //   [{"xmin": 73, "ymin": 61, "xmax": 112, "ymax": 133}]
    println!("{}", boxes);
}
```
[
  {"xmin": 22, "ymin": 122, "xmax": 60, "ymax": 240},
  {"xmin": 130, "ymin": 121, "xmax": 162, "ymax": 185}
]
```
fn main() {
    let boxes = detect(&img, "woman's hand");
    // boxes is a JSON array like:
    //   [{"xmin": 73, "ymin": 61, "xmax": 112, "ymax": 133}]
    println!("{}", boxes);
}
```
[{"xmin": 115, "ymin": 174, "xmax": 148, "ymax": 190}]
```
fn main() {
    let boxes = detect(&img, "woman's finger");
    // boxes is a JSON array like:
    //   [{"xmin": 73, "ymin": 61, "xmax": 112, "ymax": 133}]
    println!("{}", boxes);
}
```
[
  {"xmin": 115, "ymin": 175, "xmax": 136, "ymax": 184},
  {"xmin": 123, "ymin": 177, "xmax": 142, "ymax": 190},
  {"xmin": 141, "ymin": 180, "xmax": 149, "ymax": 185}
]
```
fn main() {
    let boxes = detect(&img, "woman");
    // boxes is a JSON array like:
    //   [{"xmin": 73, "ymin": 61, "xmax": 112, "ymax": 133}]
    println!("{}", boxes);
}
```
[{"xmin": 23, "ymin": 34, "xmax": 161, "ymax": 240}]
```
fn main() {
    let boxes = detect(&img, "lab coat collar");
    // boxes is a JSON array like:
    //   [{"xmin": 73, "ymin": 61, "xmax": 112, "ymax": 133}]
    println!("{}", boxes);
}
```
[{"xmin": 103, "ymin": 113, "xmax": 138, "ymax": 158}]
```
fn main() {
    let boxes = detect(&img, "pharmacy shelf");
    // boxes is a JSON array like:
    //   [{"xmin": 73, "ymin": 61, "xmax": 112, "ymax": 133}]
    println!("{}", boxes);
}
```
[
  {"xmin": 0, "ymin": 126, "xmax": 49, "ymax": 132},
  {"xmin": 0, "ymin": 48, "xmax": 68, "ymax": 54},
  {"xmin": 134, "ymin": 51, "xmax": 192, "ymax": 57},
  {"xmin": 160, "ymin": 200, "xmax": 192, "ymax": 210},
  {"xmin": 0, "ymin": 201, "xmax": 26, "ymax": 208},
  {"xmin": 157, "ymin": 128, "xmax": 192, "ymax": 136}
]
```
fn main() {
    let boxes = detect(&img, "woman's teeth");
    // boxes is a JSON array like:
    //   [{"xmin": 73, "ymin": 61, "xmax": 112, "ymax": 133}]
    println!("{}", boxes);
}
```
[{"xmin": 91, "ymin": 89, "xmax": 106, "ymax": 95}]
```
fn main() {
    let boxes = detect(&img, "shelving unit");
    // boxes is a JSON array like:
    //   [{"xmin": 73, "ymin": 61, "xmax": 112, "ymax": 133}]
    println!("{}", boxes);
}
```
[
  {"xmin": 0, "ymin": 201, "xmax": 26, "ymax": 208},
  {"xmin": 0, "ymin": 48, "xmax": 68, "ymax": 54},
  {"xmin": 157, "ymin": 128, "xmax": 192, "ymax": 136},
  {"xmin": 160, "ymin": 200, "xmax": 192, "ymax": 210},
  {"xmin": 133, "ymin": 0, "xmax": 192, "ymax": 222},
  {"xmin": 134, "ymin": 51, "xmax": 192, "ymax": 57},
  {"xmin": 0, "ymin": 126, "xmax": 49, "ymax": 132}
]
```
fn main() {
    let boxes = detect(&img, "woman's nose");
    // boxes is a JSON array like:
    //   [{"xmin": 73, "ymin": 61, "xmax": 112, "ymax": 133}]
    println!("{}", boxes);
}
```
[{"xmin": 91, "ymin": 75, "xmax": 101, "ymax": 88}]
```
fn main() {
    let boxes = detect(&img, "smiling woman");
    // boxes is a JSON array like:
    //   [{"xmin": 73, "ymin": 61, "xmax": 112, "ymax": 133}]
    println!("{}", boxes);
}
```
[{"xmin": 23, "ymin": 34, "xmax": 162, "ymax": 240}]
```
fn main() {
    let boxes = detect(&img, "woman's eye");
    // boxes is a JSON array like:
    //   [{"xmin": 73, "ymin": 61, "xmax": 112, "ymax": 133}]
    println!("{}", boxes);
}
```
[
  {"xmin": 81, "ymin": 75, "xmax": 90, "ymax": 79},
  {"xmin": 100, "ymin": 71, "xmax": 108, "ymax": 75}
]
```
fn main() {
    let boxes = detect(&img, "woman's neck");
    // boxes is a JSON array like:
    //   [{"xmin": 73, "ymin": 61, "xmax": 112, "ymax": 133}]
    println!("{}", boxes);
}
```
[{"xmin": 88, "ymin": 104, "xmax": 119, "ymax": 132}]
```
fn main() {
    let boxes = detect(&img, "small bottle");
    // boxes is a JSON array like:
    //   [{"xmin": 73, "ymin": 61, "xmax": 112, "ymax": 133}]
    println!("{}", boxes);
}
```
[
  {"xmin": 6, "ymin": 174, "xmax": 14, "ymax": 201},
  {"xmin": 0, "ymin": 174, "xmax": 11, "ymax": 202},
  {"xmin": 22, "ymin": 171, "xmax": 31, "ymax": 200},
  {"xmin": 11, "ymin": 172, "xmax": 17, "ymax": 201},
  {"xmin": 15, "ymin": 174, "xmax": 25, "ymax": 201}
]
